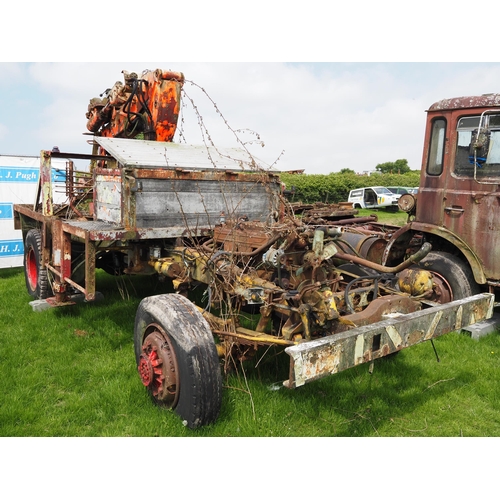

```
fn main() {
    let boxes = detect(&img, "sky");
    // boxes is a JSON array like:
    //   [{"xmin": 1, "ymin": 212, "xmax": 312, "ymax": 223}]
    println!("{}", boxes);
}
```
[{"xmin": 2, "ymin": 61, "xmax": 500, "ymax": 175}]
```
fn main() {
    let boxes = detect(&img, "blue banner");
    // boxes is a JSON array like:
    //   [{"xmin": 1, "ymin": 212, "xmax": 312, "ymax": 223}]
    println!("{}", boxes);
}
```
[
  {"xmin": 0, "ymin": 239, "xmax": 23, "ymax": 257},
  {"xmin": 0, "ymin": 203, "xmax": 13, "ymax": 219},
  {"xmin": 0, "ymin": 166, "xmax": 66, "ymax": 183}
]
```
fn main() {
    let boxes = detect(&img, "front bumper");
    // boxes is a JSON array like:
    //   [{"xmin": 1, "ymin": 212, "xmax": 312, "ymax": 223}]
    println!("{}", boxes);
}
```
[{"xmin": 284, "ymin": 293, "xmax": 495, "ymax": 388}]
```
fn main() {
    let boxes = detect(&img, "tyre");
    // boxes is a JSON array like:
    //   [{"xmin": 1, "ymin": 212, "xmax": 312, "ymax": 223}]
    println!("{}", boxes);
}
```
[
  {"xmin": 406, "ymin": 251, "xmax": 480, "ymax": 303},
  {"xmin": 24, "ymin": 228, "xmax": 50, "ymax": 299},
  {"xmin": 134, "ymin": 293, "xmax": 222, "ymax": 429}
]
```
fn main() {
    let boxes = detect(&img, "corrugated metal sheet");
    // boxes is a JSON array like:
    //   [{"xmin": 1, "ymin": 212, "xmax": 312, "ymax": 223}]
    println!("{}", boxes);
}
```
[{"xmin": 95, "ymin": 137, "xmax": 266, "ymax": 171}]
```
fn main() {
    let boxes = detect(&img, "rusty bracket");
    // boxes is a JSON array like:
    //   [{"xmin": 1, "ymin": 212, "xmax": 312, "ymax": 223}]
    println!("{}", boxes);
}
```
[{"xmin": 284, "ymin": 292, "xmax": 495, "ymax": 389}]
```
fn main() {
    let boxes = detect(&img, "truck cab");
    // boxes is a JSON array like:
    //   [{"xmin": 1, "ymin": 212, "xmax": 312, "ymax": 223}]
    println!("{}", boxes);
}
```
[{"xmin": 389, "ymin": 93, "xmax": 500, "ymax": 297}]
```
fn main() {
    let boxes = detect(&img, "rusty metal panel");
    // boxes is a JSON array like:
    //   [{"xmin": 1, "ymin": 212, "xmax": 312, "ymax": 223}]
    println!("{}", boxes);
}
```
[
  {"xmin": 40, "ymin": 151, "xmax": 53, "ymax": 216},
  {"xmin": 52, "ymin": 219, "xmax": 63, "ymax": 267},
  {"xmin": 415, "ymin": 187, "xmax": 445, "ymax": 227},
  {"xmin": 93, "ymin": 139, "xmax": 281, "ymax": 230},
  {"xmin": 460, "ymin": 192, "xmax": 500, "ymax": 279},
  {"xmin": 284, "ymin": 293, "xmax": 495, "ymax": 388},
  {"xmin": 428, "ymin": 94, "xmax": 500, "ymax": 112},
  {"xmin": 60, "ymin": 219, "xmax": 213, "ymax": 241},
  {"xmin": 95, "ymin": 170, "xmax": 122, "ymax": 223},
  {"xmin": 214, "ymin": 223, "xmax": 270, "ymax": 253},
  {"xmin": 439, "ymin": 183, "xmax": 500, "ymax": 282},
  {"xmin": 84, "ymin": 236, "xmax": 96, "ymax": 301},
  {"xmin": 94, "ymin": 137, "xmax": 270, "ymax": 171}
]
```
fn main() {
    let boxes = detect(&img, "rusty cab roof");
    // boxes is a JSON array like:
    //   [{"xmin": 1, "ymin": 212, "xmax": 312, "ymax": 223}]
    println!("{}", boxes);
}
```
[{"xmin": 427, "ymin": 93, "xmax": 500, "ymax": 112}]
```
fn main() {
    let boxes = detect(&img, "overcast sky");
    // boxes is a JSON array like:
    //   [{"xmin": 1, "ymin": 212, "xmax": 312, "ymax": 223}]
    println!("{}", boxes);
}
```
[{"xmin": 2, "ymin": 61, "xmax": 500, "ymax": 175}]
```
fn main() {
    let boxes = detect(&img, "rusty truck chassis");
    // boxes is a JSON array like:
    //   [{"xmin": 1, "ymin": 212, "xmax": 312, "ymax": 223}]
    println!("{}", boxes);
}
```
[{"xmin": 13, "ymin": 148, "xmax": 495, "ymax": 391}]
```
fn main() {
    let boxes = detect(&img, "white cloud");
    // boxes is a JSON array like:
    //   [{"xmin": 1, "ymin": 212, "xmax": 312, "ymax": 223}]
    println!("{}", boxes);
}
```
[{"xmin": 4, "ymin": 62, "xmax": 500, "ymax": 173}]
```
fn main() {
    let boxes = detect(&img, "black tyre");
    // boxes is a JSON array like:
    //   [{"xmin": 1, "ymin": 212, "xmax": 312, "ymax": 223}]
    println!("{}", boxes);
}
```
[
  {"xmin": 134, "ymin": 293, "xmax": 222, "ymax": 429},
  {"xmin": 410, "ymin": 251, "xmax": 480, "ymax": 302},
  {"xmin": 24, "ymin": 228, "xmax": 50, "ymax": 299}
]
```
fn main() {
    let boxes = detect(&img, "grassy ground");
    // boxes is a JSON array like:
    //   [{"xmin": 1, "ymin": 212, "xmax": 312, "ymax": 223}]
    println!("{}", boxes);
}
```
[
  {"xmin": 356, "ymin": 207, "xmax": 410, "ymax": 226},
  {"xmin": 1, "ymin": 256, "xmax": 500, "ymax": 438},
  {"xmin": 1, "ymin": 210, "xmax": 499, "ymax": 439}
]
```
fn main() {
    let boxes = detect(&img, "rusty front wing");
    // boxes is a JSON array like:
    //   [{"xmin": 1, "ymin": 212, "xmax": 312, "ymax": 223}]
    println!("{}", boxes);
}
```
[{"xmin": 284, "ymin": 293, "xmax": 495, "ymax": 388}]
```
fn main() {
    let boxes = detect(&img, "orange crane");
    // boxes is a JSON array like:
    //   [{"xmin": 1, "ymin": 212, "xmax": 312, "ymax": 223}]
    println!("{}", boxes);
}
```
[{"xmin": 86, "ymin": 69, "xmax": 184, "ymax": 142}]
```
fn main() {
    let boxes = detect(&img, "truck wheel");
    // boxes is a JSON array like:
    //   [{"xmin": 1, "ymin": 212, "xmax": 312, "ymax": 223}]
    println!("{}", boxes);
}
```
[
  {"xmin": 412, "ymin": 251, "xmax": 480, "ymax": 302},
  {"xmin": 134, "ymin": 293, "xmax": 222, "ymax": 429},
  {"xmin": 24, "ymin": 229, "xmax": 50, "ymax": 299}
]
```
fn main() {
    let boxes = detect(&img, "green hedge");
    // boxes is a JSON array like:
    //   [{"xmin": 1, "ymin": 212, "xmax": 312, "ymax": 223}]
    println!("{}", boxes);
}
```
[{"xmin": 280, "ymin": 171, "xmax": 421, "ymax": 204}]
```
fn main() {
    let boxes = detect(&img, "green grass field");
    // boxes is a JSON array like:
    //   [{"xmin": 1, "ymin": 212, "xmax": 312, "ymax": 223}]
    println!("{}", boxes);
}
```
[
  {"xmin": 2, "ymin": 268, "xmax": 500, "ymax": 437},
  {"xmin": 1, "ymin": 208, "xmax": 499, "ymax": 437},
  {"xmin": 356, "ymin": 207, "xmax": 410, "ymax": 226}
]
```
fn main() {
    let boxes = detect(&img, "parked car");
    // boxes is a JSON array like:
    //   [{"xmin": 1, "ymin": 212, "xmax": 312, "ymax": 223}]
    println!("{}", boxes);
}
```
[{"xmin": 348, "ymin": 186, "xmax": 400, "ymax": 210}]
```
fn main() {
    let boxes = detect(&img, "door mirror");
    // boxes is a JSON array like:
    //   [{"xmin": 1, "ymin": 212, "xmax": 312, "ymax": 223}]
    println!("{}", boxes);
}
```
[{"xmin": 469, "ymin": 129, "xmax": 490, "ymax": 167}]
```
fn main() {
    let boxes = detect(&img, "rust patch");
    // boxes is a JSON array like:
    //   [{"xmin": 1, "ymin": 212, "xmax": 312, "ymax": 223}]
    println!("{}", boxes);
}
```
[{"xmin": 428, "ymin": 94, "xmax": 500, "ymax": 111}]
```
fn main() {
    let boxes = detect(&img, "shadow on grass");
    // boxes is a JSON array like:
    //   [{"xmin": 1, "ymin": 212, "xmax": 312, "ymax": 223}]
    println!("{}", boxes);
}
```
[
  {"xmin": 221, "ymin": 343, "xmax": 478, "ymax": 436},
  {"xmin": 0, "ymin": 268, "xmax": 24, "ymax": 279},
  {"xmin": 52, "ymin": 271, "xmax": 175, "ymax": 341}
]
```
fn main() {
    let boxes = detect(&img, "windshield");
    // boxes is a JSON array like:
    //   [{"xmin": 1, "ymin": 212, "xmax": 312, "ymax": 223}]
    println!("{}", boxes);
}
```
[{"xmin": 455, "ymin": 114, "xmax": 500, "ymax": 178}]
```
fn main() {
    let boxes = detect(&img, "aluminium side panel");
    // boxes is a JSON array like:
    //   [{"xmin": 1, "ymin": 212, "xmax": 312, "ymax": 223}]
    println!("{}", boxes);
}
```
[{"xmin": 133, "ymin": 175, "xmax": 280, "ymax": 229}]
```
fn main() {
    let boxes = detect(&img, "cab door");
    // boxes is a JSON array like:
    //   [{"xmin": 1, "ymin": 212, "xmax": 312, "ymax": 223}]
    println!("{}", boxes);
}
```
[
  {"xmin": 441, "ymin": 111, "xmax": 500, "ymax": 280},
  {"xmin": 416, "ymin": 117, "xmax": 447, "ymax": 227}
]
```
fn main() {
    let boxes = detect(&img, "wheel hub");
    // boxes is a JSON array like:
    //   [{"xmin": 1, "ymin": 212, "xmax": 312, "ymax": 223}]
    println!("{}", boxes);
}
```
[
  {"xmin": 138, "ymin": 326, "xmax": 179, "ymax": 408},
  {"xmin": 138, "ymin": 352, "xmax": 156, "ymax": 387},
  {"xmin": 428, "ymin": 273, "xmax": 453, "ymax": 303}
]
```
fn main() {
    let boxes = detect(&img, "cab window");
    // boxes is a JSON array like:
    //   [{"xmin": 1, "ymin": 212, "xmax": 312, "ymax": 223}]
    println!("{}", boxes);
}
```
[
  {"xmin": 455, "ymin": 114, "xmax": 500, "ymax": 178},
  {"xmin": 427, "ymin": 118, "xmax": 446, "ymax": 175}
]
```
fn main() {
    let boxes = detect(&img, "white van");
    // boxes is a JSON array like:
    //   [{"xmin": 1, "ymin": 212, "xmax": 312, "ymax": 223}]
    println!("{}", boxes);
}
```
[{"xmin": 348, "ymin": 186, "xmax": 400, "ymax": 210}]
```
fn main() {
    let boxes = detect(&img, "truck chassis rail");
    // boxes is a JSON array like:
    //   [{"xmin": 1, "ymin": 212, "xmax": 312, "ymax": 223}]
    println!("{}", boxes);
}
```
[{"xmin": 284, "ymin": 293, "xmax": 495, "ymax": 388}]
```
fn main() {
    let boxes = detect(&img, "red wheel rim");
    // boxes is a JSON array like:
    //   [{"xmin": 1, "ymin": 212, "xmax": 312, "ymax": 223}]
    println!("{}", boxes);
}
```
[
  {"xmin": 26, "ymin": 247, "xmax": 38, "ymax": 291},
  {"xmin": 138, "ymin": 325, "xmax": 179, "ymax": 408}
]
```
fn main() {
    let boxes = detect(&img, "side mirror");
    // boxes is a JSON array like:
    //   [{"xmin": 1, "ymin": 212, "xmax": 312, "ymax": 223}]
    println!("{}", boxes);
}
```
[{"xmin": 469, "ymin": 129, "xmax": 491, "ymax": 166}]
